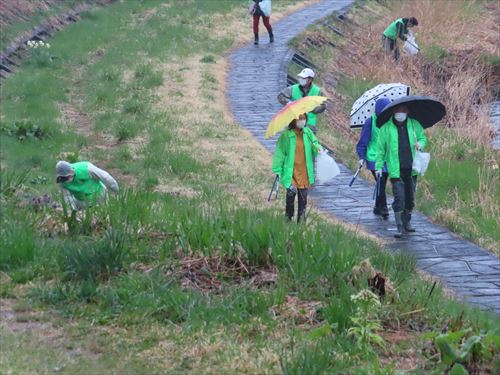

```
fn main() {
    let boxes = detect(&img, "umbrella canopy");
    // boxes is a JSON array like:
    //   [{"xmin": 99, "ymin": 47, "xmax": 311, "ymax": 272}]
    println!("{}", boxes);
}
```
[
  {"xmin": 350, "ymin": 83, "xmax": 410, "ymax": 129},
  {"xmin": 265, "ymin": 96, "xmax": 327, "ymax": 139},
  {"xmin": 376, "ymin": 95, "xmax": 446, "ymax": 128}
]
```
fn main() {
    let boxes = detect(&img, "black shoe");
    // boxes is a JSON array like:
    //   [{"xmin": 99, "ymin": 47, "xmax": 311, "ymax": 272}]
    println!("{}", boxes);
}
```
[
  {"xmin": 254, "ymin": 32, "xmax": 259, "ymax": 45},
  {"xmin": 269, "ymin": 33, "xmax": 274, "ymax": 43}
]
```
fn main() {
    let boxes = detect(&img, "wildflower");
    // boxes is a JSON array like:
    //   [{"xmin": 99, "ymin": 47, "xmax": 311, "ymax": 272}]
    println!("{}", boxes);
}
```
[
  {"xmin": 350, "ymin": 289, "xmax": 381, "ymax": 306},
  {"xmin": 46, "ymin": 43, "xmax": 51, "ymax": 49},
  {"xmin": 492, "ymin": 164, "xmax": 498, "ymax": 170}
]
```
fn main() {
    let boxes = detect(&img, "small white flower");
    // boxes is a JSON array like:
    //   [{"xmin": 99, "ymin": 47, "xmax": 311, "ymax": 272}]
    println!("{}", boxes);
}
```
[{"xmin": 46, "ymin": 43, "xmax": 51, "ymax": 49}]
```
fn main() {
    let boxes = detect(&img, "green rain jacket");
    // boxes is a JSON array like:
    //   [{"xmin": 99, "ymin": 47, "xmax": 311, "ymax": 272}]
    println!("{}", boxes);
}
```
[
  {"xmin": 375, "ymin": 118, "xmax": 427, "ymax": 179},
  {"xmin": 272, "ymin": 127, "xmax": 321, "ymax": 189},
  {"xmin": 383, "ymin": 18, "xmax": 405, "ymax": 41},
  {"xmin": 290, "ymin": 84, "xmax": 321, "ymax": 126},
  {"xmin": 61, "ymin": 161, "xmax": 104, "ymax": 202}
]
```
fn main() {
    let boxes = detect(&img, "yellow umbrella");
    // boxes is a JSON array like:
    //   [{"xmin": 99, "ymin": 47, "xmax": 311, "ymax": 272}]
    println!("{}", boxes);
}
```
[{"xmin": 264, "ymin": 96, "xmax": 328, "ymax": 138}]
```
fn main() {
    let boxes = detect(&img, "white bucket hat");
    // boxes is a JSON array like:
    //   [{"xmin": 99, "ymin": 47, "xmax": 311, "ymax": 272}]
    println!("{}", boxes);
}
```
[{"xmin": 297, "ymin": 68, "xmax": 315, "ymax": 78}]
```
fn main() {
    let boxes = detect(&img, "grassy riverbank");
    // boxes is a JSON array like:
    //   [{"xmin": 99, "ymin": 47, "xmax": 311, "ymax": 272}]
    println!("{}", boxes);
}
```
[{"xmin": 1, "ymin": 1, "xmax": 498, "ymax": 373}]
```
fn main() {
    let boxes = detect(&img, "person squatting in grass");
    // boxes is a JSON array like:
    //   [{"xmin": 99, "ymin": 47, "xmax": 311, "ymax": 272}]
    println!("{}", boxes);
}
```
[
  {"xmin": 356, "ymin": 97, "xmax": 391, "ymax": 219},
  {"xmin": 251, "ymin": 0, "xmax": 274, "ymax": 45},
  {"xmin": 56, "ymin": 160, "xmax": 118, "ymax": 212},
  {"xmin": 375, "ymin": 105, "xmax": 427, "ymax": 238},
  {"xmin": 277, "ymin": 68, "xmax": 326, "ymax": 134},
  {"xmin": 272, "ymin": 113, "xmax": 322, "ymax": 223},
  {"xmin": 382, "ymin": 17, "xmax": 418, "ymax": 60}
]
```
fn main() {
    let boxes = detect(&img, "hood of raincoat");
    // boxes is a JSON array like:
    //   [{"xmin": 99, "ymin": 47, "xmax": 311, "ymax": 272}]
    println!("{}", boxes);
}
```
[{"xmin": 375, "ymin": 98, "xmax": 391, "ymax": 116}]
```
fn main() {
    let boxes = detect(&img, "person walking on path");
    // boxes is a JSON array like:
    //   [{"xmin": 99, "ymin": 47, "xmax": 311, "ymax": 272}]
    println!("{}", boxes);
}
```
[
  {"xmin": 277, "ymin": 68, "xmax": 326, "ymax": 134},
  {"xmin": 375, "ymin": 104, "xmax": 427, "ymax": 238},
  {"xmin": 56, "ymin": 160, "xmax": 118, "ymax": 211},
  {"xmin": 251, "ymin": 0, "xmax": 273, "ymax": 45},
  {"xmin": 272, "ymin": 114, "xmax": 322, "ymax": 223},
  {"xmin": 356, "ymin": 97, "xmax": 391, "ymax": 219},
  {"xmin": 382, "ymin": 17, "xmax": 418, "ymax": 60}
]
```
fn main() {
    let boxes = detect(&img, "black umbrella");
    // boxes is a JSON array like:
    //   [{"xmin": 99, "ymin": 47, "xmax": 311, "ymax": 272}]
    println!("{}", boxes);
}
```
[{"xmin": 376, "ymin": 95, "xmax": 446, "ymax": 128}]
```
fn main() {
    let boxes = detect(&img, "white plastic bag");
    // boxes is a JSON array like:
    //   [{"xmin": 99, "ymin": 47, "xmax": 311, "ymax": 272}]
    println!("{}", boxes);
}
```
[
  {"xmin": 403, "ymin": 33, "xmax": 419, "ymax": 55},
  {"xmin": 259, "ymin": 0, "xmax": 272, "ymax": 16},
  {"xmin": 315, "ymin": 151, "xmax": 340, "ymax": 183},
  {"xmin": 412, "ymin": 151, "xmax": 430, "ymax": 175}
]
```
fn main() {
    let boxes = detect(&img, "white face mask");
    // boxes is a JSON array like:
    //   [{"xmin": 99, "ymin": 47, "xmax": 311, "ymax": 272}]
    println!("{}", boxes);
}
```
[
  {"xmin": 296, "ymin": 120, "xmax": 306, "ymax": 129},
  {"xmin": 298, "ymin": 78, "xmax": 308, "ymax": 86},
  {"xmin": 394, "ymin": 112, "xmax": 408, "ymax": 122}
]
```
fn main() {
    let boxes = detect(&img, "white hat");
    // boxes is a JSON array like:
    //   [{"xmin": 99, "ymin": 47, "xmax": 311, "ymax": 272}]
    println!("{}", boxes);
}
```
[{"xmin": 297, "ymin": 68, "xmax": 315, "ymax": 78}]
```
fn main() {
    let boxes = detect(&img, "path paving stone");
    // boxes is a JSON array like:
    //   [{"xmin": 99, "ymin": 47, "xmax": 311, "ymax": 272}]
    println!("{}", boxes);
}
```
[{"xmin": 227, "ymin": 0, "xmax": 499, "ymax": 314}]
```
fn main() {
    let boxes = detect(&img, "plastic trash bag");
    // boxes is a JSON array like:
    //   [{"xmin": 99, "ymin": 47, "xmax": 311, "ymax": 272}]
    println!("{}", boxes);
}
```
[
  {"xmin": 315, "ymin": 151, "xmax": 340, "ymax": 183},
  {"xmin": 259, "ymin": 0, "xmax": 272, "ymax": 16},
  {"xmin": 404, "ymin": 33, "xmax": 419, "ymax": 55},
  {"xmin": 412, "ymin": 151, "xmax": 430, "ymax": 175}
]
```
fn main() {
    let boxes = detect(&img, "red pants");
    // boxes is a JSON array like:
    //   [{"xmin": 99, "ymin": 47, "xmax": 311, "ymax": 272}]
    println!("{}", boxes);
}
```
[{"xmin": 253, "ymin": 15, "xmax": 272, "ymax": 34}]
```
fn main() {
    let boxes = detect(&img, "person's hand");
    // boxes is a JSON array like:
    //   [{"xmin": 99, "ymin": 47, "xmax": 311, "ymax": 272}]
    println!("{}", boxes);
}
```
[
  {"xmin": 415, "ymin": 141, "xmax": 420, "ymax": 151},
  {"xmin": 375, "ymin": 170, "xmax": 382, "ymax": 178},
  {"xmin": 358, "ymin": 159, "xmax": 364, "ymax": 167}
]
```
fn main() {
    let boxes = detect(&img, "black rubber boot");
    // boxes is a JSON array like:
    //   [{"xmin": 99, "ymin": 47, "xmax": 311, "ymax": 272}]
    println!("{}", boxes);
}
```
[
  {"xmin": 269, "ymin": 32, "xmax": 274, "ymax": 43},
  {"xmin": 373, "ymin": 206, "xmax": 389, "ymax": 220},
  {"xmin": 403, "ymin": 209, "xmax": 416, "ymax": 232},
  {"xmin": 394, "ymin": 211, "xmax": 404, "ymax": 238},
  {"xmin": 254, "ymin": 32, "xmax": 259, "ymax": 45}
]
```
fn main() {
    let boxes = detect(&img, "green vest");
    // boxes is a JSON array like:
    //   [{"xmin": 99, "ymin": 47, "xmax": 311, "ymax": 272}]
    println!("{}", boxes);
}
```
[
  {"xmin": 62, "ymin": 161, "xmax": 104, "ymax": 202},
  {"xmin": 383, "ymin": 18, "xmax": 404, "ymax": 40},
  {"xmin": 366, "ymin": 114, "xmax": 379, "ymax": 162},
  {"xmin": 375, "ymin": 118, "xmax": 427, "ymax": 179},
  {"xmin": 291, "ymin": 84, "xmax": 321, "ymax": 126},
  {"xmin": 272, "ymin": 127, "xmax": 320, "ymax": 189}
]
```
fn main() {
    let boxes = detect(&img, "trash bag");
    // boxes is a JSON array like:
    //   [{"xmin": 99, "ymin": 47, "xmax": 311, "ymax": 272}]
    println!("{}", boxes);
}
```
[
  {"xmin": 259, "ymin": 0, "xmax": 272, "ymax": 16},
  {"xmin": 315, "ymin": 151, "xmax": 340, "ymax": 183},
  {"xmin": 412, "ymin": 151, "xmax": 430, "ymax": 175},
  {"xmin": 403, "ymin": 33, "xmax": 419, "ymax": 55}
]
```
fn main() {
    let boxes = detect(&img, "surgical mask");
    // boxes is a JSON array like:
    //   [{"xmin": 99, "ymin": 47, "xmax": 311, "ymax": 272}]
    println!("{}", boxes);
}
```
[
  {"xmin": 298, "ymin": 78, "xmax": 308, "ymax": 86},
  {"xmin": 394, "ymin": 112, "xmax": 408, "ymax": 122},
  {"xmin": 296, "ymin": 120, "xmax": 306, "ymax": 129}
]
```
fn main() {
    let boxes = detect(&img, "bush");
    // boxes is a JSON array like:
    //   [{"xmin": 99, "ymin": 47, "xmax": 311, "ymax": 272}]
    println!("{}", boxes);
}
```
[{"xmin": 58, "ymin": 229, "xmax": 129, "ymax": 282}]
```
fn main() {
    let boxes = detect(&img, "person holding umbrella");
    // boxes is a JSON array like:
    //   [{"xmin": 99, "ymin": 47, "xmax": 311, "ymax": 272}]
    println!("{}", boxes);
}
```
[
  {"xmin": 277, "ymin": 68, "xmax": 326, "ymax": 134},
  {"xmin": 375, "ymin": 96, "xmax": 445, "ymax": 238},
  {"xmin": 382, "ymin": 17, "xmax": 418, "ymax": 60},
  {"xmin": 272, "ymin": 113, "xmax": 322, "ymax": 223},
  {"xmin": 356, "ymin": 97, "xmax": 391, "ymax": 219}
]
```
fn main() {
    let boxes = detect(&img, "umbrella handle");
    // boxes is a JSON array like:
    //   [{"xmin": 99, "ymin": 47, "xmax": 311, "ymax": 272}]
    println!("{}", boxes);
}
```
[
  {"xmin": 349, "ymin": 164, "xmax": 363, "ymax": 187},
  {"xmin": 268, "ymin": 175, "xmax": 279, "ymax": 202}
]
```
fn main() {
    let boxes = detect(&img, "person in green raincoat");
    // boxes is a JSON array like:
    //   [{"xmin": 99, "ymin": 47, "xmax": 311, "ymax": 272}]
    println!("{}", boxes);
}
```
[
  {"xmin": 382, "ymin": 17, "xmax": 418, "ymax": 60},
  {"xmin": 272, "ymin": 113, "xmax": 322, "ymax": 222},
  {"xmin": 375, "ymin": 104, "xmax": 427, "ymax": 238},
  {"xmin": 56, "ymin": 160, "xmax": 118, "ymax": 211}
]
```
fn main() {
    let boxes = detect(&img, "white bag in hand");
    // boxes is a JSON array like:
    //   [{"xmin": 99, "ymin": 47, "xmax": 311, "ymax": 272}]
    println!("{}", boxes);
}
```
[
  {"xmin": 403, "ymin": 32, "xmax": 419, "ymax": 55},
  {"xmin": 259, "ymin": 0, "xmax": 272, "ymax": 16},
  {"xmin": 412, "ymin": 151, "xmax": 430, "ymax": 175},
  {"xmin": 315, "ymin": 151, "xmax": 340, "ymax": 183}
]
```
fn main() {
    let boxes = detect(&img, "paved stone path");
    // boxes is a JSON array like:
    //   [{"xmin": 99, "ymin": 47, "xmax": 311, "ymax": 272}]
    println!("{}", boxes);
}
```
[{"xmin": 227, "ymin": 0, "xmax": 500, "ymax": 313}]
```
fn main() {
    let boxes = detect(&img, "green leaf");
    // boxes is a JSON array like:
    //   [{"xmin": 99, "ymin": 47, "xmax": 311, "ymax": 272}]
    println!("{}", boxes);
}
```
[
  {"xmin": 307, "ymin": 323, "xmax": 332, "ymax": 340},
  {"xmin": 435, "ymin": 336, "xmax": 459, "ymax": 365},
  {"xmin": 441, "ymin": 328, "xmax": 472, "ymax": 343},
  {"xmin": 449, "ymin": 363, "xmax": 469, "ymax": 375},
  {"xmin": 458, "ymin": 335, "xmax": 482, "ymax": 361}
]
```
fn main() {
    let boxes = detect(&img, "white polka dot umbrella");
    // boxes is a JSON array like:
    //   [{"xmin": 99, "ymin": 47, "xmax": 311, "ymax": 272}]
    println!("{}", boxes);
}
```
[{"xmin": 350, "ymin": 83, "xmax": 411, "ymax": 129}]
